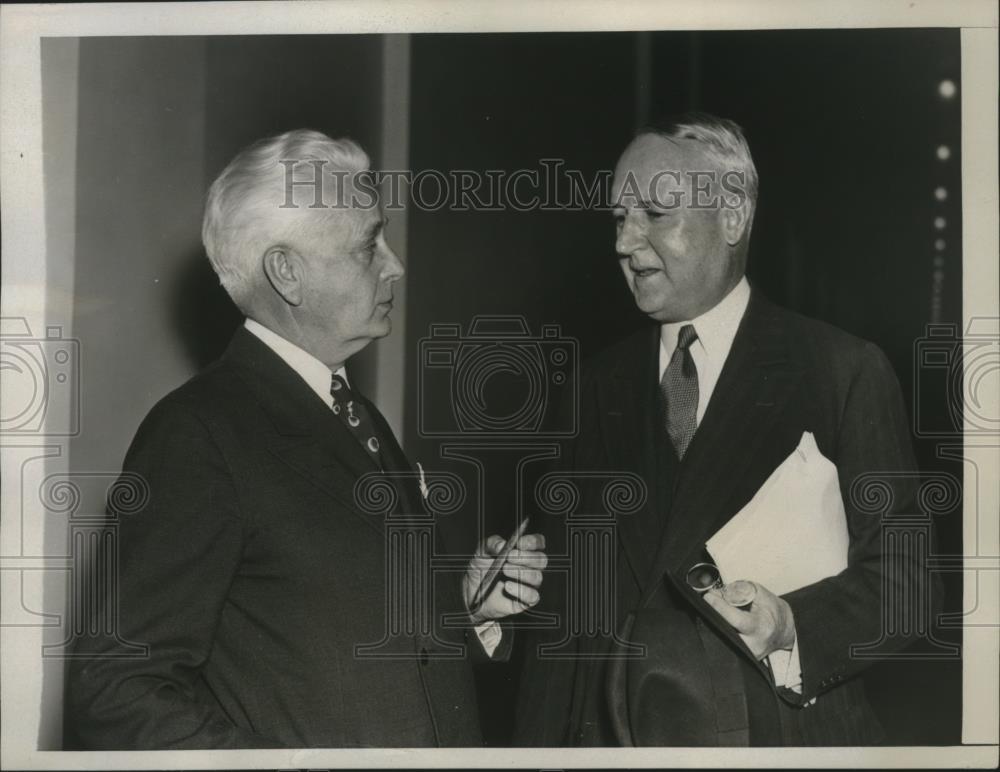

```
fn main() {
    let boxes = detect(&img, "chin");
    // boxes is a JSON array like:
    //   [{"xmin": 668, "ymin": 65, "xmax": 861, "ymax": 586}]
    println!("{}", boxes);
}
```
[
  {"xmin": 371, "ymin": 318, "xmax": 392, "ymax": 338},
  {"xmin": 635, "ymin": 288, "xmax": 675, "ymax": 319},
  {"xmin": 638, "ymin": 298, "xmax": 693, "ymax": 324}
]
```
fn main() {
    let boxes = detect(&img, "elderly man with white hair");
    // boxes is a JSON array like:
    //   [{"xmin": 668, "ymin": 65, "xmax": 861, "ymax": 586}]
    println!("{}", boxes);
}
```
[{"xmin": 65, "ymin": 129, "xmax": 546, "ymax": 749}]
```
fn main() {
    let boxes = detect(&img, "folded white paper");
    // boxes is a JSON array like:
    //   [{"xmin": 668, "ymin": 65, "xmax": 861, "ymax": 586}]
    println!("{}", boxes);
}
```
[{"xmin": 705, "ymin": 431, "xmax": 849, "ymax": 597}]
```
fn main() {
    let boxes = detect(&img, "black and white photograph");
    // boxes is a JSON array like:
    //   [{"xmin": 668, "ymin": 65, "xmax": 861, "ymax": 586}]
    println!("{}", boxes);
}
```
[{"xmin": 1, "ymin": 1, "xmax": 997, "ymax": 769}]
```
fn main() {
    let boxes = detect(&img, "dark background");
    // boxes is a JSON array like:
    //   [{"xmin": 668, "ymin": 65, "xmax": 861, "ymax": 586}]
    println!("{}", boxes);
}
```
[{"xmin": 61, "ymin": 29, "xmax": 963, "ymax": 747}]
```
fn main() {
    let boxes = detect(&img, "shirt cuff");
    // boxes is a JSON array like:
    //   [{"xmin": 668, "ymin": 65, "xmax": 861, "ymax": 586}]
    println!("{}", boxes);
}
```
[
  {"xmin": 474, "ymin": 620, "xmax": 502, "ymax": 658},
  {"xmin": 768, "ymin": 634, "xmax": 817, "ymax": 706},
  {"xmin": 768, "ymin": 635, "xmax": 801, "ymax": 691}
]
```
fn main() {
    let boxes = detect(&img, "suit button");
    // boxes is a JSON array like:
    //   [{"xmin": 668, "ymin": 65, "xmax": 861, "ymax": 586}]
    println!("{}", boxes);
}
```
[{"xmin": 419, "ymin": 647, "xmax": 429, "ymax": 666}]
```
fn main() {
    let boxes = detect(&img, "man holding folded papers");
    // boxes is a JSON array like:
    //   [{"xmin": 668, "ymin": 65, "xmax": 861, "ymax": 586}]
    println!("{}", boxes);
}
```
[{"xmin": 515, "ymin": 113, "xmax": 932, "ymax": 746}]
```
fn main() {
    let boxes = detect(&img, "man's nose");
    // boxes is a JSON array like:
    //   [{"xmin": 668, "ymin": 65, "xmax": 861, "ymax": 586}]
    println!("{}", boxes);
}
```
[
  {"xmin": 381, "ymin": 243, "xmax": 405, "ymax": 283},
  {"xmin": 615, "ymin": 214, "xmax": 645, "ymax": 256}
]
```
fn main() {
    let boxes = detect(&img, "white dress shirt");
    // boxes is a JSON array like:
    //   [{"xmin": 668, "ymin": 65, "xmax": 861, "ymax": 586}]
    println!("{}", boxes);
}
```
[
  {"xmin": 656, "ymin": 279, "xmax": 805, "ymax": 695},
  {"xmin": 658, "ymin": 276, "xmax": 751, "ymax": 416},
  {"xmin": 244, "ymin": 318, "xmax": 502, "ymax": 656},
  {"xmin": 245, "ymin": 318, "xmax": 348, "ymax": 407}
]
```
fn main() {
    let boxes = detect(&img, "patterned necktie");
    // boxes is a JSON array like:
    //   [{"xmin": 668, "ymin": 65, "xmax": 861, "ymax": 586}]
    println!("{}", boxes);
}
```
[
  {"xmin": 660, "ymin": 324, "xmax": 699, "ymax": 460},
  {"xmin": 329, "ymin": 373, "xmax": 385, "ymax": 467}
]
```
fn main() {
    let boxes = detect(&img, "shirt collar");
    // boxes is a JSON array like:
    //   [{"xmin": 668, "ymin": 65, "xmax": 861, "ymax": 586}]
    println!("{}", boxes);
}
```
[
  {"xmin": 660, "ymin": 276, "xmax": 751, "ymax": 366},
  {"xmin": 244, "ymin": 318, "xmax": 349, "ymax": 407}
]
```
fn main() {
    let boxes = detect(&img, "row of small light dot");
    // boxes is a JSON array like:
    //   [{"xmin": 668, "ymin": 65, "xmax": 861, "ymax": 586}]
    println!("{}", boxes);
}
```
[{"xmin": 931, "ymin": 78, "xmax": 956, "ymax": 323}]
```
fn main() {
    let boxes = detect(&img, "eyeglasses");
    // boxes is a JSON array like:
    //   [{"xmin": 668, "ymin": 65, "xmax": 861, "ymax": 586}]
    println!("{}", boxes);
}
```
[
  {"xmin": 685, "ymin": 562, "xmax": 723, "ymax": 594},
  {"xmin": 685, "ymin": 562, "xmax": 756, "ymax": 609}
]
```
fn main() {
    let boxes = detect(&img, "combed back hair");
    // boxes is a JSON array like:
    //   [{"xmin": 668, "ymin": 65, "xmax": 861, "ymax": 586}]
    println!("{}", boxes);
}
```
[
  {"xmin": 202, "ymin": 129, "xmax": 370, "ymax": 310},
  {"xmin": 639, "ymin": 112, "xmax": 759, "ymax": 219}
]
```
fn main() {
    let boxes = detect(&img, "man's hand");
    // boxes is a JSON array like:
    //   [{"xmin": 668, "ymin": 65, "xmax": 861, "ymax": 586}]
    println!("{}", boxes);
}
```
[
  {"xmin": 703, "ymin": 581, "xmax": 796, "ymax": 660},
  {"xmin": 463, "ymin": 533, "xmax": 547, "ymax": 625}
]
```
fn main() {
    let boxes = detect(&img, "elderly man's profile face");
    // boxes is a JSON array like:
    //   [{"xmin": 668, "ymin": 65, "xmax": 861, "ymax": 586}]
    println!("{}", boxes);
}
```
[
  {"xmin": 611, "ymin": 133, "xmax": 745, "ymax": 323},
  {"xmin": 294, "ymin": 202, "xmax": 404, "ymax": 360}
]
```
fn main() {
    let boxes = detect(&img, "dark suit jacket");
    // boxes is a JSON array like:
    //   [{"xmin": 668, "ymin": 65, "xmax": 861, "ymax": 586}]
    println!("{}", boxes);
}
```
[
  {"xmin": 65, "ymin": 328, "xmax": 487, "ymax": 749},
  {"xmin": 514, "ymin": 290, "xmax": 932, "ymax": 746}
]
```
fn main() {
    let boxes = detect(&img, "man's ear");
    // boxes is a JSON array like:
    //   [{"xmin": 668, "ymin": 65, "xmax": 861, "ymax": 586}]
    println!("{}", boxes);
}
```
[
  {"xmin": 262, "ymin": 246, "xmax": 304, "ymax": 306},
  {"xmin": 721, "ymin": 204, "xmax": 751, "ymax": 247}
]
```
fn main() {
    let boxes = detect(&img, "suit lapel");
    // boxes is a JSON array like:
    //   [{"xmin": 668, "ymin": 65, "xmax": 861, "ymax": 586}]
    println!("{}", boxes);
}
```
[
  {"xmin": 653, "ymin": 292, "xmax": 805, "ymax": 579},
  {"xmin": 361, "ymin": 394, "xmax": 428, "ymax": 517},
  {"xmin": 641, "ymin": 292, "xmax": 807, "ymax": 675},
  {"xmin": 223, "ymin": 328, "xmax": 385, "ymax": 538}
]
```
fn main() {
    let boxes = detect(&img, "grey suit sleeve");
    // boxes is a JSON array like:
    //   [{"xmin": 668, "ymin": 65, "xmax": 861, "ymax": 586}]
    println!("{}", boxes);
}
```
[
  {"xmin": 783, "ymin": 342, "xmax": 935, "ymax": 701},
  {"xmin": 65, "ymin": 399, "xmax": 282, "ymax": 749}
]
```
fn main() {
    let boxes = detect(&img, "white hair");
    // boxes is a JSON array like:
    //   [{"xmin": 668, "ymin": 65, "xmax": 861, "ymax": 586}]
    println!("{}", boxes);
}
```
[
  {"xmin": 202, "ymin": 129, "xmax": 370, "ymax": 310},
  {"xmin": 642, "ymin": 112, "xmax": 759, "ymax": 222}
]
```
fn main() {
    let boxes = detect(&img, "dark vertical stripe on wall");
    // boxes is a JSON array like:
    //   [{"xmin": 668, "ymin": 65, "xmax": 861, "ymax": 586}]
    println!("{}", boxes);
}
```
[
  {"xmin": 635, "ymin": 32, "xmax": 652, "ymax": 131},
  {"xmin": 405, "ymin": 31, "xmax": 641, "ymax": 746},
  {"xmin": 202, "ymin": 35, "xmax": 385, "ymax": 392},
  {"xmin": 405, "ymin": 32, "xmax": 642, "ymax": 473}
]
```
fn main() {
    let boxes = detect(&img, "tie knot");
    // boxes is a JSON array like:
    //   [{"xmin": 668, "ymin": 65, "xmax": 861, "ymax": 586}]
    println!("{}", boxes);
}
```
[{"xmin": 677, "ymin": 324, "xmax": 698, "ymax": 351}]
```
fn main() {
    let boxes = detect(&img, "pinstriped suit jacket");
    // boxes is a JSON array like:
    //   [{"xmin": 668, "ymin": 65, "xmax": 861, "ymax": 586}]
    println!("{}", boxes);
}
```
[{"xmin": 515, "ymin": 290, "xmax": 936, "ymax": 746}]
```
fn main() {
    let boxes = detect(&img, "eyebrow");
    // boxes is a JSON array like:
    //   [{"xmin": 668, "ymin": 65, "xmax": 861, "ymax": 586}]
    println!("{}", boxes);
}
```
[
  {"xmin": 612, "ymin": 199, "xmax": 655, "ymax": 214},
  {"xmin": 361, "ymin": 216, "xmax": 387, "ymax": 241}
]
